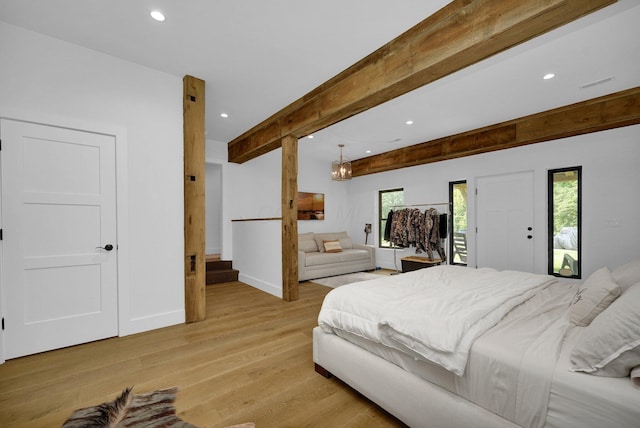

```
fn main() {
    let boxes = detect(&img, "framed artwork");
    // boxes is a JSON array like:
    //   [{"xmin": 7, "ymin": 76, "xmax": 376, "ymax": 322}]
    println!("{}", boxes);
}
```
[{"xmin": 297, "ymin": 192, "xmax": 324, "ymax": 220}]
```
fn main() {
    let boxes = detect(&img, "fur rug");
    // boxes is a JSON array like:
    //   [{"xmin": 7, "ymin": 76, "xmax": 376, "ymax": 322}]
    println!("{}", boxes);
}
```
[{"xmin": 62, "ymin": 387, "xmax": 196, "ymax": 428}]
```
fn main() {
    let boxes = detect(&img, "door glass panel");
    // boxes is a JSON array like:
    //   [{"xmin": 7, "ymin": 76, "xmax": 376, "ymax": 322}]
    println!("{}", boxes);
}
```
[
  {"xmin": 449, "ymin": 181, "xmax": 467, "ymax": 265},
  {"xmin": 548, "ymin": 167, "xmax": 581, "ymax": 278},
  {"xmin": 379, "ymin": 188, "xmax": 403, "ymax": 248}
]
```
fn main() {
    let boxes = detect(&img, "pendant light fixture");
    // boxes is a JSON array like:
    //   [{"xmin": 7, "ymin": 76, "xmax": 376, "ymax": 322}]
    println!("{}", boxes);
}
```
[{"xmin": 331, "ymin": 144, "xmax": 352, "ymax": 181}]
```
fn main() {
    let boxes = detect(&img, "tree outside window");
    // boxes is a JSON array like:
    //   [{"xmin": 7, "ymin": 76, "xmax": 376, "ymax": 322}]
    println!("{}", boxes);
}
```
[
  {"xmin": 449, "ymin": 181, "xmax": 467, "ymax": 265},
  {"xmin": 548, "ymin": 167, "xmax": 581, "ymax": 278},
  {"xmin": 379, "ymin": 188, "xmax": 403, "ymax": 248}
]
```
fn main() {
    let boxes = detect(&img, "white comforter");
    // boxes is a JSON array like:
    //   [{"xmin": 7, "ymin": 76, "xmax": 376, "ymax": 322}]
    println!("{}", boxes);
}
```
[{"xmin": 318, "ymin": 265, "xmax": 557, "ymax": 375}]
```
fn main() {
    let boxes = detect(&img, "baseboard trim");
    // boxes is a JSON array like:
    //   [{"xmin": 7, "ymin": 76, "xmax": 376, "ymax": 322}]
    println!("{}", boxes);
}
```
[
  {"xmin": 121, "ymin": 309, "xmax": 185, "ymax": 336},
  {"xmin": 238, "ymin": 273, "xmax": 282, "ymax": 298}
]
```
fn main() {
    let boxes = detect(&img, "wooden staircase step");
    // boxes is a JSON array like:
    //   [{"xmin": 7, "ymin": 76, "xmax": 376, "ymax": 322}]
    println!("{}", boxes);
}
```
[
  {"xmin": 206, "ymin": 269, "xmax": 239, "ymax": 285},
  {"xmin": 205, "ymin": 255, "xmax": 239, "ymax": 285},
  {"xmin": 206, "ymin": 259, "xmax": 233, "ymax": 271}
]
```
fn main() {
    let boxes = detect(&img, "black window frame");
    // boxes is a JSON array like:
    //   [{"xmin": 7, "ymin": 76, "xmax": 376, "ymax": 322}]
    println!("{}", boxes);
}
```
[
  {"xmin": 449, "ymin": 180, "xmax": 468, "ymax": 266},
  {"xmin": 378, "ymin": 188, "xmax": 404, "ymax": 248},
  {"xmin": 547, "ymin": 166, "xmax": 582, "ymax": 278}
]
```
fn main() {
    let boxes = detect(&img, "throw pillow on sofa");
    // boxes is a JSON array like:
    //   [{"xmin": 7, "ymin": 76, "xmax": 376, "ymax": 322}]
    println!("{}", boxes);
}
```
[{"xmin": 323, "ymin": 240, "xmax": 343, "ymax": 253}]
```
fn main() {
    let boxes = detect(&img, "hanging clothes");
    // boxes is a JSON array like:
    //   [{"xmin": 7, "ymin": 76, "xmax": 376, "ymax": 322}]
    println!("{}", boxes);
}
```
[
  {"xmin": 388, "ymin": 207, "xmax": 447, "ymax": 262},
  {"xmin": 384, "ymin": 210, "xmax": 393, "ymax": 242}
]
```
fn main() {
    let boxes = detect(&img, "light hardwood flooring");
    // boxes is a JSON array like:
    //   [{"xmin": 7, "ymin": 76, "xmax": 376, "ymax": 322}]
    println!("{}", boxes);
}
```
[{"xmin": 0, "ymin": 280, "xmax": 404, "ymax": 428}]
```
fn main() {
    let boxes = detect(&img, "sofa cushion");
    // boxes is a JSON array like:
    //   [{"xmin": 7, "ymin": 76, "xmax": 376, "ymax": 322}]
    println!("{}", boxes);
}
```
[
  {"xmin": 339, "ymin": 237, "xmax": 353, "ymax": 250},
  {"xmin": 340, "ymin": 249, "xmax": 370, "ymax": 262},
  {"xmin": 298, "ymin": 232, "xmax": 318, "ymax": 253},
  {"xmin": 314, "ymin": 232, "xmax": 349, "ymax": 252},
  {"xmin": 305, "ymin": 249, "xmax": 370, "ymax": 267},
  {"xmin": 306, "ymin": 251, "xmax": 344, "ymax": 266}
]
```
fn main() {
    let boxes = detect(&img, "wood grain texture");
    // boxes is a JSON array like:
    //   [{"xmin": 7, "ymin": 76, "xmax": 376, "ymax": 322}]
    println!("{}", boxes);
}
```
[
  {"xmin": 227, "ymin": 0, "xmax": 615, "ymax": 164},
  {"xmin": 183, "ymin": 75, "xmax": 206, "ymax": 322},
  {"xmin": 281, "ymin": 135, "xmax": 299, "ymax": 302},
  {"xmin": 352, "ymin": 86, "xmax": 640, "ymax": 176},
  {"xmin": 0, "ymin": 281, "xmax": 403, "ymax": 428}
]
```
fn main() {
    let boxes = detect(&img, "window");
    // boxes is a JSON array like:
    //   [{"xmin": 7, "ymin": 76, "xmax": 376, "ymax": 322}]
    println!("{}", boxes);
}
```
[
  {"xmin": 548, "ymin": 166, "xmax": 581, "ymax": 278},
  {"xmin": 379, "ymin": 188, "xmax": 403, "ymax": 248},
  {"xmin": 449, "ymin": 181, "xmax": 468, "ymax": 265}
]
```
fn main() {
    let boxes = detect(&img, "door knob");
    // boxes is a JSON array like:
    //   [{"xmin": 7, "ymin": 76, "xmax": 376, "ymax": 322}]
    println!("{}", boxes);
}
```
[{"xmin": 97, "ymin": 244, "xmax": 114, "ymax": 251}]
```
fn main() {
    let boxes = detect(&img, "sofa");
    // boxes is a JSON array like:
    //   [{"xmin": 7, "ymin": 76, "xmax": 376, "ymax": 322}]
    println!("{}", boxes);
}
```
[{"xmin": 298, "ymin": 231, "xmax": 376, "ymax": 281}]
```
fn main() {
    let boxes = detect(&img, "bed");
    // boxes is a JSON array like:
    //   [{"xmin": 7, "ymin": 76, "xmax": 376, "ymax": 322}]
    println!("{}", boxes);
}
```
[{"xmin": 313, "ymin": 261, "xmax": 640, "ymax": 428}]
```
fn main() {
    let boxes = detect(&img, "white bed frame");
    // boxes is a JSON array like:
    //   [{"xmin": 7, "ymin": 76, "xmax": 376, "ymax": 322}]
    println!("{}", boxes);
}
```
[{"xmin": 313, "ymin": 327, "xmax": 518, "ymax": 428}]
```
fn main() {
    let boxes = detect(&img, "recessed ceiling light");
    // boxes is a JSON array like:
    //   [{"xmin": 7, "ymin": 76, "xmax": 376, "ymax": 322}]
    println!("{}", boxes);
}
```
[
  {"xmin": 406, "ymin": 120, "xmax": 414, "ymax": 125},
  {"xmin": 150, "ymin": 10, "xmax": 166, "ymax": 22},
  {"xmin": 220, "ymin": 113, "xmax": 228, "ymax": 118},
  {"xmin": 366, "ymin": 150, "xmax": 372, "ymax": 154},
  {"xmin": 307, "ymin": 135, "xmax": 314, "ymax": 139},
  {"xmin": 543, "ymin": 73, "xmax": 555, "ymax": 80}
]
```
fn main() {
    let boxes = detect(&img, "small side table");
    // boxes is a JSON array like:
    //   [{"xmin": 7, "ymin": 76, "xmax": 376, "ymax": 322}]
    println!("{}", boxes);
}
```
[{"xmin": 400, "ymin": 256, "xmax": 442, "ymax": 272}]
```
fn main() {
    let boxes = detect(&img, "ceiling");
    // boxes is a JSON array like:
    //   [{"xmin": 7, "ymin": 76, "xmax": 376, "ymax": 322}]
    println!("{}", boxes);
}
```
[{"xmin": 1, "ymin": 0, "xmax": 639, "ymax": 164}]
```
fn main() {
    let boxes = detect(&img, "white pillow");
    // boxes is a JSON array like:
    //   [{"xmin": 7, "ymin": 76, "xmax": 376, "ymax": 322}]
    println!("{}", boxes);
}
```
[
  {"xmin": 611, "ymin": 257, "xmax": 640, "ymax": 292},
  {"xmin": 568, "ymin": 267, "xmax": 620, "ymax": 327},
  {"xmin": 632, "ymin": 366, "xmax": 640, "ymax": 389},
  {"xmin": 570, "ymin": 282, "xmax": 640, "ymax": 377}
]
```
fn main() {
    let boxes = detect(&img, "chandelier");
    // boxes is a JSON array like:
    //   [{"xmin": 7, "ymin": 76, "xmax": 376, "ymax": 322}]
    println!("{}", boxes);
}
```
[{"xmin": 331, "ymin": 144, "xmax": 352, "ymax": 181}]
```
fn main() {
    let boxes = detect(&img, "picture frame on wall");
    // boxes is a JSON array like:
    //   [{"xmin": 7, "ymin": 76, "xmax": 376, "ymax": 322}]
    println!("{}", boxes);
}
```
[{"xmin": 297, "ymin": 192, "xmax": 325, "ymax": 220}]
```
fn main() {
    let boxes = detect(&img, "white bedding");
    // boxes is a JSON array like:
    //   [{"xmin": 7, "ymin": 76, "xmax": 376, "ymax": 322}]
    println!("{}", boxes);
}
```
[
  {"xmin": 545, "ymin": 326, "xmax": 640, "ymax": 428},
  {"xmin": 318, "ymin": 265, "xmax": 556, "ymax": 375},
  {"xmin": 315, "ymin": 265, "xmax": 640, "ymax": 427},
  {"xmin": 456, "ymin": 281, "xmax": 577, "ymax": 428}
]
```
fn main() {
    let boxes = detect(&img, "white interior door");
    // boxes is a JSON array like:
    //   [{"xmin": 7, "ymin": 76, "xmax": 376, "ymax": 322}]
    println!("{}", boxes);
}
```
[
  {"xmin": 476, "ymin": 171, "xmax": 535, "ymax": 272},
  {"xmin": 1, "ymin": 119, "xmax": 118, "ymax": 359}
]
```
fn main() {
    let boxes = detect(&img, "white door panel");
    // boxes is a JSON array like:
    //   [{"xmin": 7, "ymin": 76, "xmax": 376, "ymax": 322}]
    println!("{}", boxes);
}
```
[
  {"xmin": 1, "ymin": 119, "xmax": 118, "ymax": 359},
  {"xmin": 476, "ymin": 171, "xmax": 534, "ymax": 272}
]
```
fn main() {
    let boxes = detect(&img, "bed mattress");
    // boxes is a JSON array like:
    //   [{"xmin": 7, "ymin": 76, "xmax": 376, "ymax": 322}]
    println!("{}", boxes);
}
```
[
  {"xmin": 316, "ymin": 268, "xmax": 640, "ymax": 427},
  {"xmin": 545, "ymin": 327, "xmax": 640, "ymax": 427}
]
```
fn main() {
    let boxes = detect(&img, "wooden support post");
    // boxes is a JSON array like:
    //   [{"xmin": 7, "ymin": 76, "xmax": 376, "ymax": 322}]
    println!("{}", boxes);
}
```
[
  {"xmin": 183, "ymin": 75, "xmax": 206, "ymax": 322},
  {"xmin": 281, "ymin": 135, "xmax": 299, "ymax": 302}
]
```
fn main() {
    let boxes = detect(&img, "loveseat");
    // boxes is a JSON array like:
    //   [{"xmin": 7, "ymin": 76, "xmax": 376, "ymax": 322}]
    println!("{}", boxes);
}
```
[{"xmin": 298, "ymin": 231, "xmax": 376, "ymax": 281}]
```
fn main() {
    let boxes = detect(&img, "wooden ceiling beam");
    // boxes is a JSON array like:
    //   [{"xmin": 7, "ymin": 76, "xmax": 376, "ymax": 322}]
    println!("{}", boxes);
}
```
[
  {"xmin": 228, "ymin": 0, "xmax": 615, "ymax": 164},
  {"xmin": 351, "ymin": 86, "xmax": 640, "ymax": 176}
]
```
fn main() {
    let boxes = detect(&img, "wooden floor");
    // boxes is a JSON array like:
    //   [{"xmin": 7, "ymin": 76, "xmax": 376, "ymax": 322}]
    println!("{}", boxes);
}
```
[{"xmin": 0, "ymin": 280, "xmax": 405, "ymax": 428}]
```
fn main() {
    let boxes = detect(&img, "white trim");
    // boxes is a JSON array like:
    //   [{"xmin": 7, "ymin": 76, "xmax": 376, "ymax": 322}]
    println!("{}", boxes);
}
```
[
  {"xmin": 0, "ymin": 109, "xmax": 131, "ymax": 361},
  {"xmin": 126, "ymin": 309, "xmax": 186, "ymax": 336},
  {"xmin": 238, "ymin": 273, "xmax": 283, "ymax": 299}
]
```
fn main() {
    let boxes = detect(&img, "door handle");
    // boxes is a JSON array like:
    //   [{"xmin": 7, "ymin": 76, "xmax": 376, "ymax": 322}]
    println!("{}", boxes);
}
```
[{"xmin": 96, "ymin": 244, "xmax": 114, "ymax": 251}]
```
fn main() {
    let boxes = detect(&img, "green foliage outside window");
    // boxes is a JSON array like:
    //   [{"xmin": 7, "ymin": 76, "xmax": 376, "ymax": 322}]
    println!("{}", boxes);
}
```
[
  {"xmin": 553, "ymin": 179, "xmax": 578, "ymax": 234},
  {"xmin": 452, "ymin": 183, "xmax": 467, "ymax": 233},
  {"xmin": 379, "ymin": 189, "xmax": 404, "ymax": 247}
]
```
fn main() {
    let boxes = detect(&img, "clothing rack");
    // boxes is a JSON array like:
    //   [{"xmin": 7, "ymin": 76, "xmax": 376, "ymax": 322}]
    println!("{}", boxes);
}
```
[
  {"xmin": 387, "ymin": 202, "xmax": 450, "ymax": 273},
  {"xmin": 391, "ymin": 203, "xmax": 449, "ymax": 208}
]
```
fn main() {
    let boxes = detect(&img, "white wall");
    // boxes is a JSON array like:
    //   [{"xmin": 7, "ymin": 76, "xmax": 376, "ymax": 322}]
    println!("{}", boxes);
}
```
[
  {"xmin": 232, "ymin": 220, "xmax": 283, "ymax": 297},
  {"xmin": 0, "ymin": 22, "xmax": 185, "ymax": 336},
  {"xmin": 220, "ymin": 124, "xmax": 639, "ymax": 284},
  {"xmin": 298, "ymin": 143, "xmax": 352, "ymax": 236},
  {"xmin": 205, "ymin": 163, "xmax": 222, "ymax": 255},
  {"xmin": 346, "ymin": 125, "xmax": 640, "ymax": 278}
]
